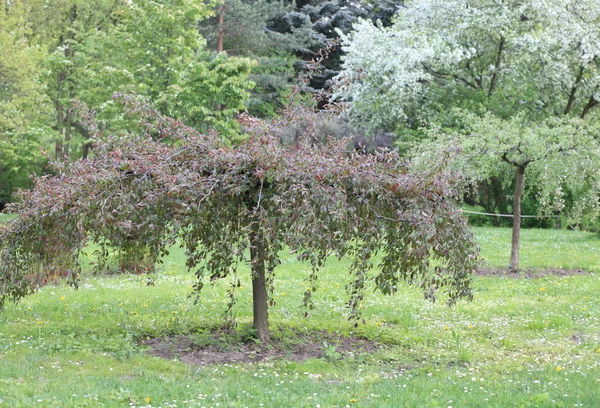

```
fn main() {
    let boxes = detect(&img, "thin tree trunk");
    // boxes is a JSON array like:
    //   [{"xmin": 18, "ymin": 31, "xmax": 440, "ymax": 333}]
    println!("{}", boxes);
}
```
[
  {"xmin": 510, "ymin": 166, "xmax": 525, "ymax": 271},
  {"xmin": 564, "ymin": 66, "xmax": 584, "ymax": 115},
  {"xmin": 64, "ymin": 114, "xmax": 71, "ymax": 158},
  {"xmin": 488, "ymin": 35, "xmax": 505, "ymax": 96},
  {"xmin": 581, "ymin": 96, "xmax": 598, "ymax": 118},
  {"xmin": 55, "ymin": 64, "xmax": 66, "ymax": 159},
  {"xmin": 54, "ymin": 4, "xmax": 77, "ymax": 160},
  {"xmin": 216, "ymin": 5, "xmax": 224, "ymax": 53},
  {"xmin": 249, "ymin": 225, "xmax": 270, "ymax": 343}
]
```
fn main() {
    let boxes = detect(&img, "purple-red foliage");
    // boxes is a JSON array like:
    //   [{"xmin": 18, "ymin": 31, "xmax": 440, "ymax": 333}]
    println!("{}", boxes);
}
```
[{"xmin": 0, "ymin": 99, "xmax": 479, "ymax": 320}]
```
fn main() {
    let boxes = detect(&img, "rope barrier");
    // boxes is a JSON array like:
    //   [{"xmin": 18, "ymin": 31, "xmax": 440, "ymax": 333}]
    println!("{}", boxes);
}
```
[{"xmin": 461, "ymin": 209, "xmax": 556, "ymax": 219}]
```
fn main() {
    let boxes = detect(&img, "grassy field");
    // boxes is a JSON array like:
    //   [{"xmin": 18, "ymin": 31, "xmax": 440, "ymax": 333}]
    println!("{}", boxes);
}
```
[{"xmin": 0, "ymin": 227, "xmax": 599, "ymax": 407}]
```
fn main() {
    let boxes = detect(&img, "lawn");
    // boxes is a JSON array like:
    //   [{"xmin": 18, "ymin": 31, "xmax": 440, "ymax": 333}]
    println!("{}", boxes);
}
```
[{"xmin": 0, "ymin": 227, "xmax": 599, "ymax": 407}]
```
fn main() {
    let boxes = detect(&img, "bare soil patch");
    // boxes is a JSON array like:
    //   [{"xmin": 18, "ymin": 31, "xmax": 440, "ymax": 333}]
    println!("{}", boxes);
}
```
[
  {"xmin": 142, "ymin": 331, "xmax": 381, "ymax": 365},
  {"xmin": 476, "ymin": 267, "xmax": 591, "ymax": 278}
]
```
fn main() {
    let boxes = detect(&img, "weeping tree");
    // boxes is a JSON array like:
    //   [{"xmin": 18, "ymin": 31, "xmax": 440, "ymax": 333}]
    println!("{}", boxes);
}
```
[{"xmin": 0, "ymin": 99, "xmax": 479, "ymax": 342}]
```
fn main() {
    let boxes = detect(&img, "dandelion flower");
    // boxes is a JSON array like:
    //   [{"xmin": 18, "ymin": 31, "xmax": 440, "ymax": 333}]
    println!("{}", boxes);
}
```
[{"xmin": 556, "ymin": 366, "xmax": 562, "ymax": 372}]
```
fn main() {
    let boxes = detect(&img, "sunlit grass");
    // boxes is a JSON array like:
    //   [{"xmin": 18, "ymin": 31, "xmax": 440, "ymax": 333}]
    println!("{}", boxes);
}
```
[
  {"xmin": 476, "ymin": 226, "xmax": 600, "ymax": 272},
  {"xmin": 0, "ymin": 226, "xmax": 598, "ymax": 406}
]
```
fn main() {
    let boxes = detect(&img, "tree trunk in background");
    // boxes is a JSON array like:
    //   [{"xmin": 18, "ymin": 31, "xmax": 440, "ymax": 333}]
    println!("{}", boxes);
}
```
[
  {"xmin": 510, "ymin": 166, "xmax": 525, "ymax": 271},
  {"xmin": 216, "ymin": 5, "xmax": 224, "ymax": 53},
  {"xmin": 54, "ymin": 4, "xmax": 77, "ymax": 159},
  {"xmin": 249, "ymin": 225, "xmax": 270, "ymax": 343}
]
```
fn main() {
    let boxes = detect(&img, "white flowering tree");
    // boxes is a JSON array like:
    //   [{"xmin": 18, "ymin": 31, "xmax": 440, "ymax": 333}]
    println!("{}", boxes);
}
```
[
  {"xmin": 336, "ymin": 0, "xmax": 600, "ymax": 270},
  {"xmin": 336, "ymin": 0, "xmax": 600, "ymax": 129}
]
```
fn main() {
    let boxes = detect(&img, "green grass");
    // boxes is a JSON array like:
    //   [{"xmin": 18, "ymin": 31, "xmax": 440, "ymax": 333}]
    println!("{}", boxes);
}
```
[
  {"xmin": 477, "ymin": 226, "xmax": 600, "ymax": 272},
  {"xmin": 0, "ymin": 227, "xmax": 599, "ymax": 407}
]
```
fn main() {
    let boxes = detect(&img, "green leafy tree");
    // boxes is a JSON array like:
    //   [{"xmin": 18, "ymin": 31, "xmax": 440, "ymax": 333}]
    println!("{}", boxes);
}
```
[
  {"xmin": 0, "ymin": 99, "xmax": 479, "ymax": 342},
  {"xmin": 0, "ymin": 1, "xmax": 52, "ymax": 203},
  {"xmin": 27, "ymin": 0, "xmax": 255, "ymax": 155},
  {"xmin": 416, "ymin": 114, "xmax": 600, "ymax": 270},
  {"xmin": 28, "ymin": 0, "xmax": 120, "ymax": 159}
]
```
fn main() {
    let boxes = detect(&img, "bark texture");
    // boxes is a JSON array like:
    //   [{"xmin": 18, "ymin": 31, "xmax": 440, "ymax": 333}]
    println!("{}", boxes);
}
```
[
  {"xmin": 249, "ymin": 226, "xmax": 270, "ymax": 343},
  {"xmin": 510, "ymin": 166, "xmax": 525, "ymax": 271}
]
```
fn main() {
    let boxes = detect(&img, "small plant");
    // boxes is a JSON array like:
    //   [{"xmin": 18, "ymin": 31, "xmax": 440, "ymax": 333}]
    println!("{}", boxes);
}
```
[{"xmin": 323, "ymin": 341, "xmax": 342, "ymax": 361}]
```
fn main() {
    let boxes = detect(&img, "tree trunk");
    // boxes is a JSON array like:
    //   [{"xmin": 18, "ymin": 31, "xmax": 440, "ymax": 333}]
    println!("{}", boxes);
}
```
[
  {"xmin": 216, "ymin": 5, "xmax": 224, "ymax": 53},
  {"xmin": 510, "ymin": 166, "xmax": 525, "ymax": 271},
  {"xmin": 249, "ymin": 225, "xmax": 270, "ymax": 343},
  {"xmin": 488, "ymin": 35, "xmax": 505, "ymax": 96},
  {"xmin": 54, "ymin": 5, "xmax": 77, "ymax": 160}
]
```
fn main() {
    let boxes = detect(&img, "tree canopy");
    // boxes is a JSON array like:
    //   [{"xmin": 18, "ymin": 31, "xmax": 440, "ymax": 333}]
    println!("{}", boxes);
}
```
[
  {"xmin": 336, "ymin": 0, "xmax": 600, "ymax": 131},
  {"xmin": 0, "ymin": 99, "xmax": 479, "ymax": 342}
]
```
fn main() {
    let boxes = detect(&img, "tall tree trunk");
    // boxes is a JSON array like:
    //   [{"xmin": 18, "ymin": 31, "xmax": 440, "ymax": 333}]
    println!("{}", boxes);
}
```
[
  {"xmin": 54, "ymin": 4, "xmax": 77, "ymax": 160},
  {"xmin": 55, "ymin": 63, "xmax": 66, "ymax": 159},
  {"xmin": 216, "ymin": 5, "xmax": 224, "ymax": 53},
  {"xmin": 510, "ymin": 166, "xmax": 525, "ymax": 271},
  {"xmin": 581, "ymin": 96, "xmax": 598, "ymax": 119},
  {"xmin": 564, "ymin": 66, "xmax": 584, "ymax": 115},
  {"xmin": 249, "ymin": 224, "xmax": 270, "ymax": 343},
  {"xmin": 488, "ymin": 35, "xmax": 505, "ymax": 96}
]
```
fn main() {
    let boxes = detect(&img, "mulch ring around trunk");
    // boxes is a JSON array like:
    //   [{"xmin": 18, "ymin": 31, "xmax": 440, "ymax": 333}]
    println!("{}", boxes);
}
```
[
  {"xmin": 476, "ymin": 267, "xmax": 591, "ymax": 278},
  {"xmin": 142, "ymin": 330, "xmax": 382, "ymax": 366}
]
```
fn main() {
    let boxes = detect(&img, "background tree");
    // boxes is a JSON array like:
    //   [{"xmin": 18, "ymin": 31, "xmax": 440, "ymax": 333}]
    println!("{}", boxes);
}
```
[
  {"xmin": 336, "ymin": 0, "xmax": 600, "ymax": 130},
  {"xmin": 27, "ymin": 0, "xmax": 120, "ymax": 159},
  {"xmin": 0, "ymin": 99, "xmax": 479, "ymax": 342},
  {"xmin": 0, "ymin": 1, "xmax": 52, "ymax": 203},
  {"xmin": 53, "ymin": 0, "xmax": 256, "ymax": 142},
  {"xmin": 198, "ymin": 0, "xmax": 321, "ymax": 116},
  {"xmin": 335, "ymin": 0, "xmax": 600, "ymax": 268},
  {"xmin": 0, "ymin": 0, "xmax": 258, "ymax": 205},
  {"xmin": 197, "ymin": 0, "xmax": 404, "ymax": 116},
  {"xmin": 415, "ymin": 113, "xmax": 600, "ymax": 270}
]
